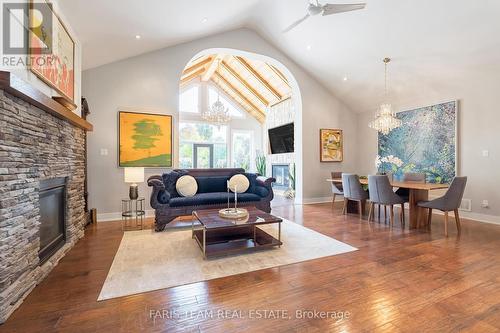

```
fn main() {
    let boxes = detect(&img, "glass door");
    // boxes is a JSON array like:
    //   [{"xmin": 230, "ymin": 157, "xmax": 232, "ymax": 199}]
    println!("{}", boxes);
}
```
[{"xmin": 193, "ymin": 144, "xmax": 214, "ymax": 168}]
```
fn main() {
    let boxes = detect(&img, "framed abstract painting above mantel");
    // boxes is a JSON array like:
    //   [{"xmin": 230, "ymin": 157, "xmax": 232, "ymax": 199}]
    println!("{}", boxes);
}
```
[
  {"xmin": 378, "ymin": 101, "xmax": 457, "ymax": 184},
  {"xmin": 320, "ymin": 129, "xmax": 343, "ymax": 162},
  {"xmin": 29, "ymin": 0, "xmax": 75, "ymax": 103},
  {"xmin": 119, "ymin": 111, "xmax": 173, "ymax": 168}
]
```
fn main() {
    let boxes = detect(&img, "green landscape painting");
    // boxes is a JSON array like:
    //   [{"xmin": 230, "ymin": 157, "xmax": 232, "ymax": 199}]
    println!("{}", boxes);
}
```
[{"xmin": 119, "ymin": 112, "xmax": 172, "ymax": 167}]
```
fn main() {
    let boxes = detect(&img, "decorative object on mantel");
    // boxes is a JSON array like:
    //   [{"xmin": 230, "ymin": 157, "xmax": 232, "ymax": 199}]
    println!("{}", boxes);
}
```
[
  {"xmin": 202, "ymin": 60, "xmax": 231, "ymax": 126},
  {"xmin": 0, "ymin": 71, "xmax": 92, "ymax": 131},
  {"xmin": 119, "ymin": 111, "xmax": 173, "ymax": 167},
  {"xmin": 378, "ymin": 101, "xmax": 457, "ymax": 183},
  {"xmin": 29, "ymin": 0, "xmax": 75, "ymax": 102},
  {"xmin": 124, "ymin": 167, "xmax": 144, "ymax": 200},
  {"xmin": 368, "ymin": 58, "xmax": 402, "ymax": 135},
  {"xmin": 320, "ymin": 129, "xmax": 343, "ymax": 162},
  {"xmin": 81, "ymin": 98, "xmax": 90, "ymax": 119},
  {"xmin": 52, "ymin": 96, "xmax": 77, "ymax": 111}
]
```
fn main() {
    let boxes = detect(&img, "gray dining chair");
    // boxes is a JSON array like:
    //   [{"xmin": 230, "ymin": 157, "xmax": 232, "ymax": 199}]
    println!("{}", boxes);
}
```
[
  {"xmin": 417, "ymin": 176, "xmax": 467, "ymax": 236},
  {"xmin": 368, "ymin": 175, "xmax": 405, "ymax": 228},
  {"xmin": 331, "ymin": 172, "xmax": 344, "ymax": 209},
  {"xmin": 342, "ymin": 173, "xmax": 368, "ymax": 219},
  {"xmin": 375, "ymin": 172, "xmax": 396, "ymax": 221},
  {"xmin": 396, "ymin": 173, "xmax": 426, "ymax": 201}
]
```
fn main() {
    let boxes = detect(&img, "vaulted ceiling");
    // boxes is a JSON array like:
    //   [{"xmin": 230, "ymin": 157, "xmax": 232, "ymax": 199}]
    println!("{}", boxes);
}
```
[
  {"xmin": 59, "ymin": 0, "xmax": 500, "ymax": 113},
  {"xmin": 181, "ymin": 54, "xmax": 292, "ymax": 123}
]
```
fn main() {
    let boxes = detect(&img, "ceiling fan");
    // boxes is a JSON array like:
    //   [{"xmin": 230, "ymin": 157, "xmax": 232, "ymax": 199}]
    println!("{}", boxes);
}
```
[{"xmin": 283, "ymin": 0, "xmax": 366, "ymax": 33}]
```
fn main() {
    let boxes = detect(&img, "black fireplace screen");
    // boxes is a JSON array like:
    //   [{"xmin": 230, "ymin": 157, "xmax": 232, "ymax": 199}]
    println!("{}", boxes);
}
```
[{"xmin": 39, "ymin": 177, "xmax": 67, "ymax": 264}]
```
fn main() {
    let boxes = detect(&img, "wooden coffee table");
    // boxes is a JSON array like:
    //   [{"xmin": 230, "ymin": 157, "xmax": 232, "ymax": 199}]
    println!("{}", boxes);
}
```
[{"xmin": 192, "ymin": 207, "xmax": 282, "ymax": 259}]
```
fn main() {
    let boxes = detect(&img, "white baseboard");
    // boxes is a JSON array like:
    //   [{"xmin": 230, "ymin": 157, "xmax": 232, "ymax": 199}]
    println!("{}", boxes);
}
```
[
  {"xmin": 302, "ymin": 196, "xmax": 500, "ymax": 225},
  {"xmin": 98, "ymin": 209, "xmax": 155, "ymax": 222},
  {"xmin": 432, "ymin": 210, "xmax": 500, "ymax": 226},
  {"xmin": 302, "ymin": 196, "xmax": 342, "ymax": 204}
]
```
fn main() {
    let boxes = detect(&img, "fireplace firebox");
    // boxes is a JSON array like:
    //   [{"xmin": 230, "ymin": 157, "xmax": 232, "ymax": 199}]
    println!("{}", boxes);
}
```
[
  {"xmin": 38, "ymin": 177, "xmax": 67, "ymax": 264},
  {"xmin": 272, "ymin": 164, "xmax": 290, "ymax": 189}
]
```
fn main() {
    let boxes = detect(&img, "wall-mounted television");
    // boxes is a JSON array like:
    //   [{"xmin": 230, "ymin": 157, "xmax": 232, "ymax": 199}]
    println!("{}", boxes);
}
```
[{"xmin": 268, "ymin": 123, "xmax": 294, "ymax": 154}]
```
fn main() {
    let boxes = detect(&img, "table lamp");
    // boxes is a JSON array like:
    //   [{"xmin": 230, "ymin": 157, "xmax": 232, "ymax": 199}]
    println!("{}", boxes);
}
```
[{"xmin": 124, "ymin": 167, "xmax": 144, "ymax": 200}]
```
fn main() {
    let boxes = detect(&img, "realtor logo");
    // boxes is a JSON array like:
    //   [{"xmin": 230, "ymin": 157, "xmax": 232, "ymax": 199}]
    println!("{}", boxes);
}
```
[{"xmin": 2, "ymin": 2, "xmax": 53, "ymax": 55}]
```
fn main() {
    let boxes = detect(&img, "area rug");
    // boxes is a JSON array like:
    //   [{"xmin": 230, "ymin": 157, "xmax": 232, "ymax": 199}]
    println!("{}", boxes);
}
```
[{"xmin": 98, "ymin": 220, "xmax": 357, "ymax": 300}]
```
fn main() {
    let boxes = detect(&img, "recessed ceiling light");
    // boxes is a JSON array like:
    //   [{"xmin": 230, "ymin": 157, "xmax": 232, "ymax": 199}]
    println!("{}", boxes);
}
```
[
  {"xmin": 201, "ymin": 17, "xmax": 208, "ymax": 23},
  {"xmin": 135, "ymin": 35, "xmax": 141, "ymax": 39},
  {"xmin": 306, "ymin": 45, "xmax": 312, "ymax": 51}
]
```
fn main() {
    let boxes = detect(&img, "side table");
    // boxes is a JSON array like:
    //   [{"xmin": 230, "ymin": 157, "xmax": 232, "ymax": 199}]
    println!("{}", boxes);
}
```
[{"xmin": 121, "ymin": 198, "xmax": 145, "ymax": 231}]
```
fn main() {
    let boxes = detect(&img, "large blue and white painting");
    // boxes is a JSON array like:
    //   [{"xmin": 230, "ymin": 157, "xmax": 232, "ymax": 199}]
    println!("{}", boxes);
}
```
[{"xmin": 378, "ymin": 101, "xmax": 457, "ymax": 184}]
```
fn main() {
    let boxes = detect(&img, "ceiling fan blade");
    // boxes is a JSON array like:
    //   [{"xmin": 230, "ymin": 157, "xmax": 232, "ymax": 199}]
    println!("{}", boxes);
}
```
[
  {"xmin": 282, "ymin": 14, "xmax": 310, "ymax": 33},
  {"xmin": 322, "ymin": 3, "xmax": 366, "ymax": 16}
]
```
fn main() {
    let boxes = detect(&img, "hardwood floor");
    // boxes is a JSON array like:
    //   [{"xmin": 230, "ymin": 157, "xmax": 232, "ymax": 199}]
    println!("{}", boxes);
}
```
[{"xmin": 1, "ymin": 203, "xmax": 500, "ymax": 332}]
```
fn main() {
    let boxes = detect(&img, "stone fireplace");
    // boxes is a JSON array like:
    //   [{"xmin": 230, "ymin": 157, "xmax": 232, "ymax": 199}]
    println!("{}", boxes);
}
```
[{"xmin": 0, "ymin": 72, "xmax": 91, "ymax": 322}]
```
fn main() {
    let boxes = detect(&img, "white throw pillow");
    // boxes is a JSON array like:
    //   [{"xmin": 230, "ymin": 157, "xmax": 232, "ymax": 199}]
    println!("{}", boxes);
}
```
[
  {"xmin": 176, "ymin": 175, "xmax": 198, "ymax": 197},
  {"xmin": 228, "ymin": 174, "xmax": 250, "ymax": 193}
]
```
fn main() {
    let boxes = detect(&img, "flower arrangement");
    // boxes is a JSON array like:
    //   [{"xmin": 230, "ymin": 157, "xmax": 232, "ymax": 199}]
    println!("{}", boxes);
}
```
[{"xmin": 375, "ymin": 154, "xmax": 403, "ymax": 174}]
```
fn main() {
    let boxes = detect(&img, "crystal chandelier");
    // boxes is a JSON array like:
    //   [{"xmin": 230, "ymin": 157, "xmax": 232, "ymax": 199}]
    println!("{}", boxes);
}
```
[
  {"xmin": 368, "ymin": 58, "xmax": 402, "ymax": 135},
  {"xmin": 201, "ymin": 60, "xmax": 231, "ymax": 125}
]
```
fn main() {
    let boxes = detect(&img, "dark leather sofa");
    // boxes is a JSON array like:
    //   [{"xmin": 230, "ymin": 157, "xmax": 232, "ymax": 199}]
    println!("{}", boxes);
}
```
[{"xmin": 148, "ymin": 168, "xmax": 275, "ymax": 231}]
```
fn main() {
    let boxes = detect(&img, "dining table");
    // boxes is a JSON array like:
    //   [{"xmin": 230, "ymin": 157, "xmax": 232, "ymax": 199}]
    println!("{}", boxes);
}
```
[{"xmin": 327, "ymin": 178, "xmax": 449, "ymax": 229}]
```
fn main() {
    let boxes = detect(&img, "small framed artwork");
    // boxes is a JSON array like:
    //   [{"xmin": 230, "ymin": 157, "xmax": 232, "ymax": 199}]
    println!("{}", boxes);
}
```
[
  {"xmin": 119, "ymin": 111, "xmax": 173, "ymax": 167},
  {"xmin": 29, "ymin": 0, "xmax": 75, "ymax": 102},
  {"xmin": 320, "ymin": 129, "xmax": 343, "ymax": 162}
]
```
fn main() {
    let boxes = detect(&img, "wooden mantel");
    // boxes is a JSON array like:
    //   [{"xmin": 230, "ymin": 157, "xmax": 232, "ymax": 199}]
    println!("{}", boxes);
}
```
[{"xmin": 0, "ymin": 71, "xmax": 93, "ymax": 131}]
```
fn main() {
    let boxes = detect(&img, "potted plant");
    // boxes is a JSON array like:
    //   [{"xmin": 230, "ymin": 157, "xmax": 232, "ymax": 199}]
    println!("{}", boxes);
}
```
[{"xmin": 255, "ymin": 153, "xmax": 266, "ymax": 176}]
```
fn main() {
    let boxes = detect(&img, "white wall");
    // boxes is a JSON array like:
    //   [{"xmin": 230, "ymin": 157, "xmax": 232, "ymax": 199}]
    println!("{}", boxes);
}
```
[
  {"xmin": 82, "ymin": 28, "xmax": 358, "ymax": 217},
  {"xmin": 356, "ymin": 95, "xmax": 500, "ymax": 221},
  {"xmin": 0, "ymin": 0, "xmax": 83, "ymax": 115}
]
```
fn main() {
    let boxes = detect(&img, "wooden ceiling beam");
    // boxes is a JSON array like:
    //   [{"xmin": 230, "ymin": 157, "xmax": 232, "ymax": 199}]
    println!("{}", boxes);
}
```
[
  {"xmin": 235, "ymin": 56, "xmax": 282, "ymax": 100},
  {"xmin": 182, "ymin": 56, "xmax": 212, "ymax": 76},
  {"xmin": 269, "ymin": 95, "xmax": 292, "ymax": 108},
  {"xmin": 220, "ymin": 60, "xmax": 269, "ymax": 106},
  {"xmin": 180, "ymin": 67, "xmax": 205, "ymax": 86},
  {"xmin": 202, "ymin": 54, "xmax": 225, "ymax": 82},
  {"xmin": 212, "ymin": 72, "xmax": 265, "ymax": 123},
  {"xmin": 267, "ymin": 64, "xmax": 291, "ymax": 88}
]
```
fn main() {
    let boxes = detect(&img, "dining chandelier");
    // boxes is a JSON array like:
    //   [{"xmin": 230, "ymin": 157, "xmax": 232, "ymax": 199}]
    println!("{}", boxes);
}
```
[
  {"xmin": 368, "ymin": 57, "xmax": 401, "ymax": 135},
  {"xmin": 201, "ymin": 60, "xmax": 231, "ymax": 125}
]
